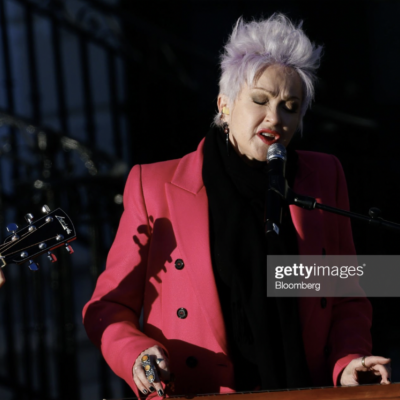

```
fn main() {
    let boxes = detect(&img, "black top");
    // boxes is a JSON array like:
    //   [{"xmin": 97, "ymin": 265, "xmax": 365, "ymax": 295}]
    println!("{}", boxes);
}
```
[{"xmin": 202, "ymin": 127, "xmax": 311, "ymax": 391}]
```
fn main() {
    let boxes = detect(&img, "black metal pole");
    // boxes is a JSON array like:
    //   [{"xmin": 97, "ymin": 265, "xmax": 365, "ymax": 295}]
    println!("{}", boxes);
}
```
[
  {"xmin": 51, "ymin": 18, "xmax": 71, "ymax": 172},
  {"xmin": 0, "ymin": 0, "xmax": 22, "ymax": 396},
  {"xmin": 24, "ymin": 5, "xmax": 52, "ymax": 398},
  {"xmin": 79, "ymin": 38, "xmax": 96, "ymax": 146},
  {"xmin": 107, "ymin": 51, "xmax": 122, "ymax": 159}
]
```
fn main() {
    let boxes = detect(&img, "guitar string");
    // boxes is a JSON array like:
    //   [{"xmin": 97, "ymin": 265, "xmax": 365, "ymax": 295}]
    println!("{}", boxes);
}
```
[
  {"xmin": 2, "ymin": 236, "xmax": 59, "ymax": 258},
  {"xmin": 0, "ymin": 220, "xmax": 52, "ymax": 253},
  {"xmin": 0, "ymin": 221, "xmax": 49, "ymax": 252},
  {"xmin": 0, "ymin": 230, "xmax": 31, "ymax": 251}
]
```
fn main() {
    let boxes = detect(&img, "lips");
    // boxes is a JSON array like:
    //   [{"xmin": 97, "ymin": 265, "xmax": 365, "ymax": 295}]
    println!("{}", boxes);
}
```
[{"xmin": 257, "ymin": 129, "xmax": 280, "ymax": 145}]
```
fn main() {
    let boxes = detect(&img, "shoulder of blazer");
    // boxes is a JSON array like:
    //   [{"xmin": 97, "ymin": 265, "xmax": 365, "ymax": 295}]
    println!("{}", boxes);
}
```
[
  {"xmin": 296, "ymin": 150, "xmax": 344, "ymax": 185},
  {"xmin": 296, "ymin": 150, "xmax": 339, "ymax": 170},
  {"xmin": 140, "ymin": 138, "xmax": 206, "ymax": 196}
]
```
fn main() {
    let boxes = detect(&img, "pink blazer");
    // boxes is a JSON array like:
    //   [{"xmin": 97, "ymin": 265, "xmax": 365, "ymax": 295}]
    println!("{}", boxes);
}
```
[{"xmin": 83, "ymin": 139, "xmax": 372, "ymax": 397}]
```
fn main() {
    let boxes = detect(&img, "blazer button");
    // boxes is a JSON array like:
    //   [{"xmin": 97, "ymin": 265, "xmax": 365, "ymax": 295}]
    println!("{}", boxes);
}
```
[
  {"xmin": 322, "ymin": 248, "xmax": 326, "ymax": 256},
  {"xmin": 177, "ymin": 308, "xmax": 188, "ymax": 319},
  {"xmin": 186, "ymin": 356, "xmax": 198, "ymax": 368},
  {"xmin": 321, "ymin": 297, "xmax": 327, "ymax": 309},
  {"xmin": 175, "ymin": 259, "xmax": 184, "ymax": 270}
]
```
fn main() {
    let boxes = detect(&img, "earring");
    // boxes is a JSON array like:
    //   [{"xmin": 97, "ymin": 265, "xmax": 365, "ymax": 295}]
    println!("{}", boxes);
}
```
[
  {"xmin": 222, "ymin": 106, "xmax": 230, "ymax": 115},
  {"xmin": 222, "ymin": 122, "xmax": 230, "ymax": 156}
]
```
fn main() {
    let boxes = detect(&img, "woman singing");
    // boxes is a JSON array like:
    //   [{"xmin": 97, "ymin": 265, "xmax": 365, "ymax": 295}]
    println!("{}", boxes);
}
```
[{"xmin": 83, "ymin": 13, "xmax": 390, "ymax": 397}]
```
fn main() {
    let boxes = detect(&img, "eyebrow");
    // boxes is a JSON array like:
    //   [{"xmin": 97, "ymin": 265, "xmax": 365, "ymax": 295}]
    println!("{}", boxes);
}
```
[{"xmin": 252, "ymin": 87, "xmax": 301, "ymax": 101}]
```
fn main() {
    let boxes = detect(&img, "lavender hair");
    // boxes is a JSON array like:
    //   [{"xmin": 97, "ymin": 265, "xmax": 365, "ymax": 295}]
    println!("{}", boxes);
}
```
[{"xmin": 214, "ymin": 14, "xmax": 323, "ymax": 131}]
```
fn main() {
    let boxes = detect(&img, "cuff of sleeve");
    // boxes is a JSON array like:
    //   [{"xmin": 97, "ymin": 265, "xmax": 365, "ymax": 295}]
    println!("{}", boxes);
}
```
[
  {"xmin": 333, "ymin": 354, "xmax": 364, "ymax": 386},
  {"xmin": 101, "ymin": 323, "xmax": 168, "ymax": 396}
]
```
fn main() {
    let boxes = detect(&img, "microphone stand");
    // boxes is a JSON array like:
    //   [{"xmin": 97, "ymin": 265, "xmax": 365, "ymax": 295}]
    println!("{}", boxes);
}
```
[{"xmin": 270, "ymin": 181, "xmax": 400, "ymax": 233}]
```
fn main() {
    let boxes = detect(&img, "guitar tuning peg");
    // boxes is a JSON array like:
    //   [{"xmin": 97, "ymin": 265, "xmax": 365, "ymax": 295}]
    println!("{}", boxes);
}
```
[
  {"xmin": 65, "ymin": 243, "xmax": 74, "ymax": 254},
  {"xmin": 6, "ymin": 223, "xmax": 18, "ymax": 233},
  {"xmin": 42, "ymin": 205, "xmax": 51, "ymax": 214},
  {"xmin": 47, "ymin": 252, "xmax": 57, "ymax": 263},
  {"xmin": 25, "ymin": 213, "xmax": 34, "ymax": 224},
  {"xmin": 28, "ymin": 260, "xmax": 39, "ymax": 271}
]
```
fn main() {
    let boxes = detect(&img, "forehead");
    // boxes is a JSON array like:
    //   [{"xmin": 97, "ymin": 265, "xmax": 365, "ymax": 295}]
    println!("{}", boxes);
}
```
[{"xmin": 250, "ymin": 64, "xmax": 303, "ymax": 99}]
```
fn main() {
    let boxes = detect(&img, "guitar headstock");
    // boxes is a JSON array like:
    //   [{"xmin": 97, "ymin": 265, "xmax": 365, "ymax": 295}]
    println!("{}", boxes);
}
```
[{"xmin": 0, "ymin": 205, "xmax": 76, "ymax": 270}]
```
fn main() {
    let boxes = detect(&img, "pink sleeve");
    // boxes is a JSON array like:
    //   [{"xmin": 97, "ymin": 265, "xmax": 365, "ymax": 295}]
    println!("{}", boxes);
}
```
[
  {"xmin": 82, "ymin": 165, "xmax": 167, "ymax": 396},
  {"xmin": 329, "ymin": 156, "xmax": 372, "ymax": 385}
]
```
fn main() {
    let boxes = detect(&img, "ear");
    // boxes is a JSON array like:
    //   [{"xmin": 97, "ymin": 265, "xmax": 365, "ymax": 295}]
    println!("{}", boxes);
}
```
[{"xmin": 217, "ymin": 94, "xmax": 231, "ymax": 123}]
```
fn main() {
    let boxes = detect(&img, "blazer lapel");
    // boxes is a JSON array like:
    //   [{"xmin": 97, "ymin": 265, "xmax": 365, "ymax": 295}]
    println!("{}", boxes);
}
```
[{"xmin": 165, "ymin": 139, "xmax": 228, "ymax": 354}]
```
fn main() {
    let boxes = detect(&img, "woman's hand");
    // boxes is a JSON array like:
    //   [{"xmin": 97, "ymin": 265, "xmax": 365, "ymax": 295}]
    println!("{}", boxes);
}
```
[
  {"xmin": 0, "ymin": 269, "xmax": 5, "ymax": 288},
  {"xmin": 340, "ymin": 356, "xmax": 391, "ymax": 386},
  {"xmin": 133, "ymin": 345, "xmax": 170, "ymax": 397}
]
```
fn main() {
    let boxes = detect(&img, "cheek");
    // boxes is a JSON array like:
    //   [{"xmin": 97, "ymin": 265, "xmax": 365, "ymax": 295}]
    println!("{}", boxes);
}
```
[
  {"xmin": 284, "ymin": 114, "xmax": 300, "ymax": 132},
  {"xmin": 230, "ymin": 106, "xmax": 265, "ymax": 140},
  {"xmin": 230, "ymin": 114, "xmax": 250, "ymax": 136}
]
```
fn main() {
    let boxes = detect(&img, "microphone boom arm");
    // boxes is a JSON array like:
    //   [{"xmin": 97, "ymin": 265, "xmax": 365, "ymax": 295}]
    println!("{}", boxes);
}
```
[{"xmin": 269, "ymin": 179, "xmax": 400, "ymax": 233}]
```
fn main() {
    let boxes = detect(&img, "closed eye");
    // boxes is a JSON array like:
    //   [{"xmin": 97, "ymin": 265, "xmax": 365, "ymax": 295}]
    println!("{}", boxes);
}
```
[
  {"xmin": 251, "ymin": 94, "xmax": 268, "ymax": 105},
  {"xmin": 253, "ymin": 100, "xmax": 267, "ymax": 105}
]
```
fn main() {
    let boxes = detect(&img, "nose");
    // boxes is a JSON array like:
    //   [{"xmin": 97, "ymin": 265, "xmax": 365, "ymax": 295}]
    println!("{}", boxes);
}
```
[{"xmin": 264, "ymin": 103, "xmax": 281, "ymax": 126}]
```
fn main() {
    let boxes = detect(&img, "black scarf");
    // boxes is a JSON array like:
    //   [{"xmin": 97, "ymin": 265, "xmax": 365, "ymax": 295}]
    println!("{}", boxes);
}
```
[{"xmin": 202, "ymin": 126, "xmax": 311, "ymax": 391}]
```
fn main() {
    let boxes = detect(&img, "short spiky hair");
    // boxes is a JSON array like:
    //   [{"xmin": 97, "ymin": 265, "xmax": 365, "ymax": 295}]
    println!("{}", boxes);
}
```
[{"xmin": 215, "ymin": 14, "xmax": 323, "ymax": 130}]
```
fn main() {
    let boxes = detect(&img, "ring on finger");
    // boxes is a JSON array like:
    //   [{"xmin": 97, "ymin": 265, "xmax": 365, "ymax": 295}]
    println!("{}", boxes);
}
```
[
  {"xmin": 141, "ymin": 354, "xmax": 156, "ymax": 383},
  {"xmin": 145, "ymin": 368, "xmax": 155, "ymax": 383},
  {"xmin": 361, "ymin": 356, "xmax": 367, "ymax": 368}
]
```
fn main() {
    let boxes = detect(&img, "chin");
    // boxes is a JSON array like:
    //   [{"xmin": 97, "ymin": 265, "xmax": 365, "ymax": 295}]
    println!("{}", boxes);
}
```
[
  {"xmin": 235, "ymin": 147, "xmax": 268, "ymax": 164},
  {"xmin": 254, "ymin": 150, "xmax": 268, "ymax": 162}
]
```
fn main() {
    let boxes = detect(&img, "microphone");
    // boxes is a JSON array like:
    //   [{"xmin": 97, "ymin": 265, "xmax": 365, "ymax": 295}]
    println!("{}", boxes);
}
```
[{"xmin": 265, "ymin": 143, "xmax": 287, "ymax": 236}]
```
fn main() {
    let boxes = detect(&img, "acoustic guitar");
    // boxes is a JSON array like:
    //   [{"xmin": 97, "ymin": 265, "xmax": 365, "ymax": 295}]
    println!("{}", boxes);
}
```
[{"xmin": 0, "ymin": 205, "xmax": 76, "ymax": 271}]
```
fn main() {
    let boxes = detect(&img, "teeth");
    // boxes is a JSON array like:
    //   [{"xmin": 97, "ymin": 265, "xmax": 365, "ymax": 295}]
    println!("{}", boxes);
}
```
[{"xmin": 261, "ymin": 133, "xmax": 275, "ymax": 138}]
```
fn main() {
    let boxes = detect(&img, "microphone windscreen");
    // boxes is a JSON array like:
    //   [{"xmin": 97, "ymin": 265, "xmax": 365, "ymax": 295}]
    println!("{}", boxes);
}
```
[{"xmin": 267, "ymin": 143, "xmax": 287, "ymax": 162}]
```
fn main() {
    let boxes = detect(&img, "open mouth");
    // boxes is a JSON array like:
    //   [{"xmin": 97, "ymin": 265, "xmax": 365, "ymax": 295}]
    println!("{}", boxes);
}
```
[
  {"xmin": 257, "ymin": 130, "xmax": 280, "ymax": 145},
  {"xmin": 261, "ymin": 132, "xmax": 277, "ymax": 139}
]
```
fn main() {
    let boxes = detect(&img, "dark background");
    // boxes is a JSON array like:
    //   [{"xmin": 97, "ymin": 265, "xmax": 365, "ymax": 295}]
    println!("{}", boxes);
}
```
[{"xmin": 0, "ymin": 0, "xmax": 399, "ymax": 399}]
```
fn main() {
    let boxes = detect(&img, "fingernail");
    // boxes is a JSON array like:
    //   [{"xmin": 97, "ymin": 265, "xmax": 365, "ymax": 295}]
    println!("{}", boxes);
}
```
[
  {"xmin": 142, "ymin": 389, "xmax": 148, "ymax": 394},
  {"xmin": 158, "ymin": 389, "xmax": 164, "ymax": 396},
  {"xmin": 149, "ymin": 386, "xmax": 155, "ymax": 392}
]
